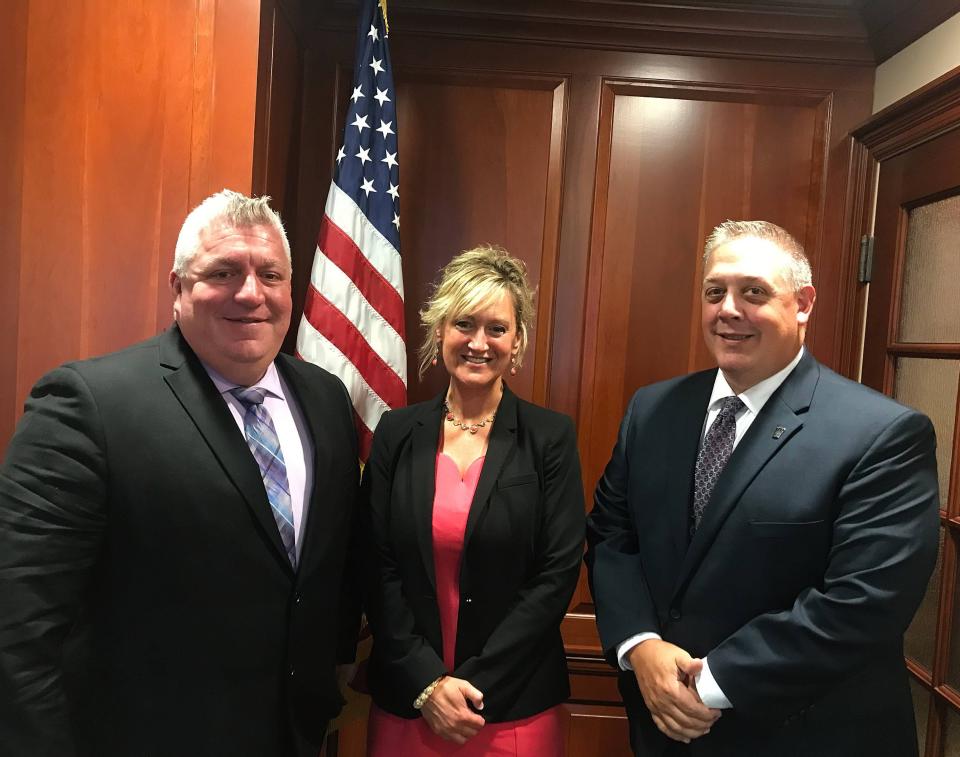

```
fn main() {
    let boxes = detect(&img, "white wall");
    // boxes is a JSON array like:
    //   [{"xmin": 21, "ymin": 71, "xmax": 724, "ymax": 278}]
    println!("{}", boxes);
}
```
[{"xmin": 873, "ymin": 12, "xmax": 960, "ymax": 113}]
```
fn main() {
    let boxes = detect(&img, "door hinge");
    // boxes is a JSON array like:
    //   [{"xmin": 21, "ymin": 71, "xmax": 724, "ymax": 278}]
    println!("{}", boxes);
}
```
[{"xmin": 858, "ymin": 235, "xmax": 875, "ymax": 284}]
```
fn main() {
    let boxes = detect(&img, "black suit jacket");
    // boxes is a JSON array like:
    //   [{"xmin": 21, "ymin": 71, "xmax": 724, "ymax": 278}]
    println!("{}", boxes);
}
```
[
  {"xmin": 586, "ymin": 352, "xmax": 939, "ymax": 757},
  {"xmin": 0, "ymin": 326, "xmax": 362, "ymax": 757},
  {"xmin": 365, "ymin": 386, "xmax": 585, "ymax": 722}
]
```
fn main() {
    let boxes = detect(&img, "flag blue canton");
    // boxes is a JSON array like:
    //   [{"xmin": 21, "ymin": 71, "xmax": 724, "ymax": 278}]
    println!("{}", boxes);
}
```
[{"xmin": 334, "ymin": 0, "xmax": 400, "ymax": 253}]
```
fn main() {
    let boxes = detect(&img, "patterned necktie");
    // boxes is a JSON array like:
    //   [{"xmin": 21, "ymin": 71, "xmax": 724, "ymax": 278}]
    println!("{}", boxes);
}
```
[
  {"xmin": 230, "ymin": 387, "xmax": 297, "ymax": 568},
  {"xmin": 692, "ymin": 395, "xmax": 745, "ymax": 530}
]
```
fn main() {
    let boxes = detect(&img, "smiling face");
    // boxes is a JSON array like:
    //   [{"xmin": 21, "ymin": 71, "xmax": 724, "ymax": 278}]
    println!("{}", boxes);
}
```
[
  {"xmin": 440, "ymin": 289, "xmax": 519, "ymax": 394},
  {"xmin": 701, "ymin": 236, "xmax": 816, "ymax": 394},
  {"xmin": 170, "ymin": 222, "xmax": 292, "ymax": 386}
]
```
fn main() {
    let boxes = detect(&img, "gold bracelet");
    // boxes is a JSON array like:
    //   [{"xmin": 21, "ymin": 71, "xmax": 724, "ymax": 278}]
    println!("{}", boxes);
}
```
[{"xmin": 413, "ymin": 675, "xmax": 445, "ymax": 710}]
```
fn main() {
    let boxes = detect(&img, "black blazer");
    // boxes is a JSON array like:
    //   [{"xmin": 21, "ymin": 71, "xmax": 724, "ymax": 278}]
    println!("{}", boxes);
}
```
[
  {"xmin": 365, "ymin": 386, "xmax": 585, "ymax": 722},
  {"xmin": 0, "ymin": 326, "xmax": 362, "ymax": 757},
  {"xmin": 586, "ymin": 352, "xmax": 939, "ymax": 757}
]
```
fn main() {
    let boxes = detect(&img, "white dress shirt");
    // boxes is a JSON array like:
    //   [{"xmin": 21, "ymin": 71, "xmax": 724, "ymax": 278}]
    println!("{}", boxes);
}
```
[
  {"xmin": 203, "ymin": 362, "xmax": 315, "ymax": 562},
  {"xmin": 616, "ymin": 347, "xmax": 805, "ymax": 709}
]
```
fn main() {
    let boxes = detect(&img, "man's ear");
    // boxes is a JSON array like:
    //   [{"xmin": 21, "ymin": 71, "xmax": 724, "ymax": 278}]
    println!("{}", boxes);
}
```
[
  {"xmin": 796, "ymin": 284, "xmax": 816, "ymax": 325},
  {"xmin": 169, "ymin": 270, "xmax": 182, "ymax": 295}
]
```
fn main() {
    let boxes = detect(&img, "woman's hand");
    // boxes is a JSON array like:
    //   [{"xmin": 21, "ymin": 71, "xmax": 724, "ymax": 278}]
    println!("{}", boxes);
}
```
[{"xmin": 420, "ymin": 676, "xmax": 486, "ymax": 744}]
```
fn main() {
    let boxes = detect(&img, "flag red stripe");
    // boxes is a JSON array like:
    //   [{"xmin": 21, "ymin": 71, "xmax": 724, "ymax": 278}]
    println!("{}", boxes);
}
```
[
  {"xmin": 354, "ymin": 408, "xmax": 373, "ymax": 462},
  {"xmin": 319, "ymin": 216, "xmax": 406, "ymax": 339},
  {"xmin": 302, "ymin": 286, "xmax": 407, "ymax": 410}
]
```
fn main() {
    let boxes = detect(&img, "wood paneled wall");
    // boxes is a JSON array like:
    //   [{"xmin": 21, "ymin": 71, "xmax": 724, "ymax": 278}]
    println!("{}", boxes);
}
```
[
  {"xmin": 262, "ymin": 8, "xmax": 875, "ymax": 752},
  {"xmin": 0, "ymin": 0, "xmax": 264, "ymax": 456}
]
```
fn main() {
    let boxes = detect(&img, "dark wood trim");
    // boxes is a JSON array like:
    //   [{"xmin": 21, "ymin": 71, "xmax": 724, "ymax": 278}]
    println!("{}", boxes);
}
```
[
  {"xmin": 886, "ymin": 344, "xmax": 960, "ymax": 358},
  {"xmin": 311, "ymin": 0, "xmax": 876, "ymax": 65},
  {"xmin": 851, "ymin": 63, "xmax": 960, "ymax": 160},
  {"xmin": 859, "ymin": 0, "xmax": 960, "ymax": 64}
]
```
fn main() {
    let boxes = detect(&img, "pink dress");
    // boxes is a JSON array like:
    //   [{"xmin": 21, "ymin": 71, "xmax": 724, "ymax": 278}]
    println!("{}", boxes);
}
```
[{"xmin": 367, "ymin": 453, "xmax": 564, "ymax": 756}]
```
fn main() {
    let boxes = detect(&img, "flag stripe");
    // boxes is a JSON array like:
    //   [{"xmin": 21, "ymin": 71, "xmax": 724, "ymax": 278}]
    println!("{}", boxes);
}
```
[
  {"xmin": 318, "ymin": 215, "xmax": 406, "ymax": 338},
  {"xmin": 325, "ymin": 182, "xmax": 403, "ymax": 295},
  {"xmin": 307, "ymin": 246, "xmax": 407, "ymax": 382},
  {"xmin": 302, "ymin": 288, "xmax": 406, "ymax": 410},
  {"xmin": 296, "ymin": 319, "xmax": 390, "ymax": 433},
  {"xmin": 353, "ymin": 408, "xmax": 373, "ymax": 464}
]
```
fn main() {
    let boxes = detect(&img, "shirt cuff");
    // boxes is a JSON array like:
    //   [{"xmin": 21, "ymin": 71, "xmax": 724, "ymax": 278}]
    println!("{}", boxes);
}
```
[
  {"xmin": 616, "ymin": 633, "xmax": 662, "ymax": 671},
  {"xmin": 696, "ymin": 657, "xmax": 733, "ymax": 709}
]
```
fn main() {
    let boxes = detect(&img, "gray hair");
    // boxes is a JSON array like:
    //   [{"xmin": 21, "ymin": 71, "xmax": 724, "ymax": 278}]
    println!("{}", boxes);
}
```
[
  {"xmin": 703, "ymin": 220, "xmax": 812, "ymax": 292},
  {"xmin": 173, "ymin": 189, "xmax": 291, "ymax": 275}
]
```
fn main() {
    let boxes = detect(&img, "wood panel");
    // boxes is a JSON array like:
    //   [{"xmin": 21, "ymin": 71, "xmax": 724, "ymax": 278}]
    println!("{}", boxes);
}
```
[{"xmin": 0, "ymin": 0, "xmax": 263, "ymax": 457}]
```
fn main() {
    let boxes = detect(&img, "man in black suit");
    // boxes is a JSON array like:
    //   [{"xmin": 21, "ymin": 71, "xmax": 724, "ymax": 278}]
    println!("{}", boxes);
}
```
[
  {"xmin": 586, "ymin": 220, "xmax": 939, "ymax": 756},
  {"xmin": 0, "ymin": 190, "xmax": 361, "ymax": 756}
]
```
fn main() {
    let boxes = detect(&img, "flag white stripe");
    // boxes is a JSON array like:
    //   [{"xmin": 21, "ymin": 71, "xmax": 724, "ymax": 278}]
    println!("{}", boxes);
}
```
[
  {"xmin": 308, "ymin": 248, "xmax": 407, "ymax": 383},
  {"xmin": 297, "ymin": 318, "xmax": 390, "ymax": 432},
  {"xmin": 326, "ymin": 182, "xmax": 404, "ymax": 296}
]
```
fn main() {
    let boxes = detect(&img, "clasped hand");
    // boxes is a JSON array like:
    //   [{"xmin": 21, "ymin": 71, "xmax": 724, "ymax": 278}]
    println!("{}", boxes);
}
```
[
  {"xmin": 421, "ymin": 676, "xmax": 485, "ymax": 744},
  {"xmin": 628, "ymin": 639, "xmax": 721, "ymax": 743}
]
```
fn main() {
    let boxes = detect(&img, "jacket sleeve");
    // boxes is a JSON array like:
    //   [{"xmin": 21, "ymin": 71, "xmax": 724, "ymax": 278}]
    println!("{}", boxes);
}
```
[
  {"xmin": 363, "ymin": 413, "xmax": 447, "ymax": 707},
  {"xmin": 585, "ymin": 394, "xmax": 661, "ymax": 666},
  {"xmin": 453, "ymin": 416, "xmax": 585, "ymax": 697},
  {"xmin": 0, "ymin": 366, "xmax": 108, "ymax": 757},
  {"xmin": 708, "ymin": 408, "xmax": 940, "ymax": 720}
]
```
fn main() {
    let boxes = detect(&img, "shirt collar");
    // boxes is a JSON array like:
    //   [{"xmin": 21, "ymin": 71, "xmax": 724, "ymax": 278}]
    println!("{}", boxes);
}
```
[
  {"xmin": 707, "ymin": 347, "xmax": 805, "ymax": 416},
  {"xmin": 202, "ymin": 361, "xmax": 285, "ymax": 402}
]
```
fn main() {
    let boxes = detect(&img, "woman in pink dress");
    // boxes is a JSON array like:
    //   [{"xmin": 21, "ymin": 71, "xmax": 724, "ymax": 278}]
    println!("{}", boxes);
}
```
[{"xmin": 365, "ymin": 246, "xmax": 585, "ymax": 755}]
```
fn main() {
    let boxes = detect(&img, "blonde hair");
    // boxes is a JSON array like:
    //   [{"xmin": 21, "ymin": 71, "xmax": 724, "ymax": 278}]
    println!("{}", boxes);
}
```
[
  {"xmin": 173, "ymin": 189, "xmax": 290, "ymax": 275},
  {"xmin": 703, "ymin": 220, "xmax": 812, "ymax": 292},
  {"xmin": 418, "ymin": 245, "xmax": 536, "ymax": 379}
]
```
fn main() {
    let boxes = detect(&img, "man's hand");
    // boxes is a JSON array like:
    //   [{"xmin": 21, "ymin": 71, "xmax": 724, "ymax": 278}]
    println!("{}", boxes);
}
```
[
  {"xmin": 420, "ymin": 676, "xmax": 486, "ymax": 744},
  {"xmin": 628, "ymin": 639, "xmax": 721, "ymax": 743}
]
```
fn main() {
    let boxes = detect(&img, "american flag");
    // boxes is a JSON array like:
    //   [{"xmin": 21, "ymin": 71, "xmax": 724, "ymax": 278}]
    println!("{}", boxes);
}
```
[{"xmin": 296, "ymin": 0, "xmax": 406, "ymax": 461}]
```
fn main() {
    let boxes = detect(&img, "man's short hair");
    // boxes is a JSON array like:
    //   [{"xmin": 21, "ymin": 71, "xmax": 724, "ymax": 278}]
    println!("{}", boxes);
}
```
[
  {"xmin": 703, "ymin": 220, "xmax": 813, "ymax": 292},
  {"xmin": 173, "ymin": 190, "xmax": 291, "ymax": 275}
]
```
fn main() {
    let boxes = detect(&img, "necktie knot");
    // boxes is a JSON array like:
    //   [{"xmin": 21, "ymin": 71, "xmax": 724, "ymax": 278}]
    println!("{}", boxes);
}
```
[
  {"xmin": 718, "ymin": 395, "xmax": 745, "ymax": 418},
  {"xmin": 231, "ymin": 387, "xmax": 268, "ymax": 408}
]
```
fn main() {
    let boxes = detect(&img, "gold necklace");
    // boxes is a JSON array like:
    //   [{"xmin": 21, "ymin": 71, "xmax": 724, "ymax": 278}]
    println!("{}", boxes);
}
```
[{"xmin": 443, "ymin": 400, "xmax": 495, "ymax": 434}]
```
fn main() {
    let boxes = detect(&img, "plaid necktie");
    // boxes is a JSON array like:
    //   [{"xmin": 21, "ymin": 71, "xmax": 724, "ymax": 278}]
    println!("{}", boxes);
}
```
[
  {"xmin": 692, "ymin": 395, "xmax": 745, "ymax": 530},
  {"xmin": 230, "ymin": 387, "xmax": 297, "ymax": 568}
]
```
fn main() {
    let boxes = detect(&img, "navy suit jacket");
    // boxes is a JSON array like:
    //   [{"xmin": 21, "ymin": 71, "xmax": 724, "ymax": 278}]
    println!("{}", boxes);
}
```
[
  {"xmin": 0, "ymin": 326, "xmax": 362, "ymax": 757},
  {"xmin": 586, "ymin": 352, "xmax": 939, "ymax": 756}
]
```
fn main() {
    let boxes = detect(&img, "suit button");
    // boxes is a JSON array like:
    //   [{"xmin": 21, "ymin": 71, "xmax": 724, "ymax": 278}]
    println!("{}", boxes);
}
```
[
  {"xmin": 294, "ymin": 593, "xmax": 302, "ymax": 604},
  {"xmin": 288, "ymin": 666, "xmax": 296, "ymax": 677},
  {"xmin": 464, "ymin": 597, "xmax": 472, "ymax": 604},
  {"xmin": 669, "ymin": 608, "xmax": 681, "ymax": 620}
]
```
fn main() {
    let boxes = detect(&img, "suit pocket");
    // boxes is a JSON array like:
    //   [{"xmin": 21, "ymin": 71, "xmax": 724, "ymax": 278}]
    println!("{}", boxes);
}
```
[
  {"xmin": 497, "ymin": 472, "xmax": 538, "ymax": 489},
  {"xmin": 749, "ymin": 519, "xmax": 826, "ymax": 537}
]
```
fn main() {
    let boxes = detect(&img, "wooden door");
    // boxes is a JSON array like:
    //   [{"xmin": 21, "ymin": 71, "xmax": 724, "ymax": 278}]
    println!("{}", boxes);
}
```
[{"xmin": 861, "ymin": 122, "xmax": 960, "ymax": 757}]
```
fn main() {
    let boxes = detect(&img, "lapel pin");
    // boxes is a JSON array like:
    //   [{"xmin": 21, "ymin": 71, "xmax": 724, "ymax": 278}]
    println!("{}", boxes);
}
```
[{"xmin": 772, "ymin": 426, "xmax": 786, "ymax": 439}]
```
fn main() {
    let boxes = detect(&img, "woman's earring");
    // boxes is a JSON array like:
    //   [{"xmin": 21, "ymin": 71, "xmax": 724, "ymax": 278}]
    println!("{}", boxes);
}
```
[
  {"xmin": 431, "ymin": 341, "xmax": 441, "ymax": 367},
  {"xmin": 510, "ymin": 356, "xmax": 517, "ymax": 376}
]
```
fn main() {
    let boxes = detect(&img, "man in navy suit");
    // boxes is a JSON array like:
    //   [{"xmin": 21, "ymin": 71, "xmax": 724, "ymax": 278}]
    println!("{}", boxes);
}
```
[
  {"xmin": 0, "ymin": 190, "xmax": 361, "ymax": 756},
  {"xmin": 586, "ymin": 220, "xmax": 939, "ymax": 756}
]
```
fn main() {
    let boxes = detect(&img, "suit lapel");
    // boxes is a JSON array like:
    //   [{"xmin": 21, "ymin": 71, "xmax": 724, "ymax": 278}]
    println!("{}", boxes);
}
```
[
  {"xmin": 160, "ymin": 327, "xmax": 293, "ymax": 573},
  {"xmin": 658, "ymin": 373, "xmax": 716, "ymax": 564},
  {"xmin": 463, "ymin": 387, "xmax": 518, "ymax": 551},
  {"xmin": 673, "ymin": 353, "xmax": 820, "ymax": 598},
  {"xmin": 276, "ymin": 355, "xmax": 333, "ymax": 576},
  {"xmin": 411, "ymin": 395, "xmax": 445, "ymax": 592}
]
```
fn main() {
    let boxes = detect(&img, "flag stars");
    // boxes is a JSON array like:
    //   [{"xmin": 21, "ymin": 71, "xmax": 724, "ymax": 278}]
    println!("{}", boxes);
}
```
[
  {"xmin": 392, "ymin": 212, "xmax": 400, "ymax": 230},
  {"xmin": 387, "ymin": 182, "xmax": 399, "ymax": 201},
  {"xmin": 369, "ymin": 57, "xmax": 385, "ymax": 76},
  {"xmin": 360, "ymin": 177, "xmax": 377, "ymax": 197},
  {"xmin": 381, "ymin": 150, "xmax": 398, "ymax": 169},
  {"xmin": 336, "ymin": 145, "xmax": 346, "ymax": 164},
  {"xmin": 351, "ymin": 113, "xmax": 370, "ymax": 133},
  {"xmin": 367, "ymin": 24, "xmax": 379, "ymax": 42},
  {"xmin": 374, "ymin": 87, "xmax": 391, "ymax": 106},
  {"xmin": 376, "ymin": 120, "xmax": 395, "ymax": 139},
  {"xmin": 350, "ymin": 85, "xmax": 364, "ymax": 104},
  {"xmin": 356, "ymin": 146, "xmax": 371, "ymax": 165}
]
